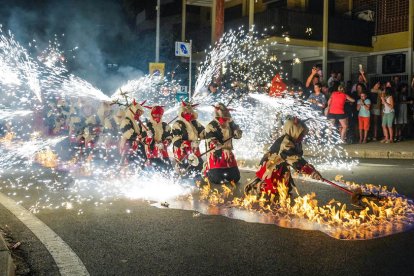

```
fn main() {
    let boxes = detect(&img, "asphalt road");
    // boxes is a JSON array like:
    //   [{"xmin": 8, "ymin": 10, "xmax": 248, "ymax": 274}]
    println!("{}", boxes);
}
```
[{"xmin": 1, "ymin": 159, "xmax": 414, "ymax": 276}]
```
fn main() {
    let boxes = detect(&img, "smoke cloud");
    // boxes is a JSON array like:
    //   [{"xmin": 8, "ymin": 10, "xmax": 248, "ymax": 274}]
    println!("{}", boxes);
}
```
[{"xmin": 0, "ymin": 0, "xmax": 145, "ymax": 93}]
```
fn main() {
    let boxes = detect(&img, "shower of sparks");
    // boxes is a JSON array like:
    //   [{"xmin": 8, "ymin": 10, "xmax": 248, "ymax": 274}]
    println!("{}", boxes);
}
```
[
  {"xmin": 0, "ymin": 28, "xmax": 42, "ymax": 102},
  {"xmin": 36, "ymin": 34, "xmax": 68, "ymax": 75},
  {"xmin": 0, "ymin": 109, "xmax": 33, "ymax": 120},
  {"xmin": 61, "ymin": 75, "xmax": 110, "ymax": 102},
  {"xmin": 0, "ymin": 26, "xmax": 413, "ymax": 240},
  {"xmin": 193, "ymin": 27, "xmax": 279, "ymax": 99},
  {"xmin": 111, "ymin": 75, "xmax": 180, "ymax": 107},
  {"xmin": 190, "ymin": 92, "xmax": 356, "ymax": 170}
]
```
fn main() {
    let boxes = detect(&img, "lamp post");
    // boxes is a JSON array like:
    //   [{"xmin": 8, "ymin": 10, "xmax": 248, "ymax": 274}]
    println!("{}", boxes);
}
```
[{"xmin": 156, "ymin": 0, "xmax": 160, "ymax": 63}]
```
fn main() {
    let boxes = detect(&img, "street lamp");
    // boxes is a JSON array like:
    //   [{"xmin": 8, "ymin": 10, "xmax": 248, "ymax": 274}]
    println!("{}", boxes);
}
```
[{"xmin": 156, "ymin": 0, "xmax": 160, "ymax": 63}]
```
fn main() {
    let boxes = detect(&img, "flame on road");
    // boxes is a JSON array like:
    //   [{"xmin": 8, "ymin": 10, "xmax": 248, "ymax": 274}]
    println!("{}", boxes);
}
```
[
  {"xmin": 163, "ymin": 176, "xmax": 414, "ymax": 240},
  {"xmin": 35, "ymin": 149, "xmax": 59, "ymax": 168}
]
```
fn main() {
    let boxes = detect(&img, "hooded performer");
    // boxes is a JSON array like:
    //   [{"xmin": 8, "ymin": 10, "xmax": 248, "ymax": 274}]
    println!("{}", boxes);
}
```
[
  {"xmin": 171, "ymin": 101, "xmax": 205, "ymax": 177},
  {"xmin": 143, "ymin": 105, "xmax": 173, "ymax": 172},
  {"xmin": 96, "ymin": 102, "xmax": 118, "ymax": 160},
  {"xmin": 244, "ymin": 117, "xmax": 322, "ymax": 196},
  {"xmin": 203, "ymin": 103, "xmax": 243, "ymax": 184},
  {"xmin": 119, "ymin": 99, "xmax": 147, "ymax": 168},
  {"xmin": 73, "ymin": 103, "xmax": 100, "ymax": 160}
]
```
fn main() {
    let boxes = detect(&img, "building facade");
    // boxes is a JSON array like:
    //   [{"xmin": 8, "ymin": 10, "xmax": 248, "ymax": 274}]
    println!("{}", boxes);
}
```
[{"xmin": 133, "ymin": 0, "xmax": 414, "ymax": 91}]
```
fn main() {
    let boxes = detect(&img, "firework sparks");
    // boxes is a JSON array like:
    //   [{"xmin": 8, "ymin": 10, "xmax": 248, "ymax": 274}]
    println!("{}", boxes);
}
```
[
  {"xmin": 0, "ymin": 109, "xmax": 33, "ymax": 120},
  {"xmin": 0, "ymin": 28, "xmax": 42, "ymax": 102},
  {"xmin": 0, "ymin": 26, "xmax": 412, "ymax": 241}
]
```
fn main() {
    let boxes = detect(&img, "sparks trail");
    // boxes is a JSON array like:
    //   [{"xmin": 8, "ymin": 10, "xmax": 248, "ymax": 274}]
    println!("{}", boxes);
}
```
[{"xmin": 0, "ymin": 27, "xmax": 413, "ymax": 241}]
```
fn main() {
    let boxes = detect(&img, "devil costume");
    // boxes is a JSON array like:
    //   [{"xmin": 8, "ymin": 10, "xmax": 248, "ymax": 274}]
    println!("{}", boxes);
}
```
[
  {"xmin": 203, "ymin": 103, "xmax": 242, "ymax": 184},
  {"xmin": 171, "ymin": 101, "xmax": 205, "ymax": 178},
  {"xmin": 63, "ymin": 103, "xmax": 100, "ymax": 161},
  {"xmin": 47, "ymin": 98, "xmax": 69, "ymax": 135},
  {"xmin": 81, "ymin": 107, "xmax": 101, "ymax": 149},
  {"xmin": 143, "ymin": 105, "xmax": 173, "ymax": 172},
  {"xmin": 95, "ymin": 102, "xmax": 119, "ymax": 161},
  {"xmin": 245, "ymin": 118, "xmax": 321, "ymax": 195},
  {"xmin": 119, "ymin": 100, "xmax": 147, "ymax": 168}
]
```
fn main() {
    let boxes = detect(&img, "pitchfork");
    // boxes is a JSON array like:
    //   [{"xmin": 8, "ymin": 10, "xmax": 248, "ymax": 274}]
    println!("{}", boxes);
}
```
[{"xmin": 321, "ymin": 178, "xmax": 383, "ymax": 205}]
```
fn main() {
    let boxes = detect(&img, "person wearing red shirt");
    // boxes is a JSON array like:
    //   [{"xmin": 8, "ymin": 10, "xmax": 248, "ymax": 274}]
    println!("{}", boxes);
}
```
[{"xmin": 326, "ymin": 84, "xmax": 355, "ymax": 142}]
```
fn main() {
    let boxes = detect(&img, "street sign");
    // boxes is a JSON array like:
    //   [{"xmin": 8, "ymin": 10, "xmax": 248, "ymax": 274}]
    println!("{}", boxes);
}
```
[
  {"xmin": 176, "ymin": 86, "xmax": 189, "ymax": 102},
  {"xmin": 175, "ymin": 42, "xmax": 191, "ymax": 57},
  {"xmin": 175, "ymin": 40, "xmax": 193, "ymax": 101},
  {"xmin": 149, "ymin": 62, "xmax": 165, "ymax": 78}
]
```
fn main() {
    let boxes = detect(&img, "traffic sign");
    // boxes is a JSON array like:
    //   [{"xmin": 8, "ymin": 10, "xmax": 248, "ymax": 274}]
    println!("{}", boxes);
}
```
[
  {"xmin": 176, "ymin": 86, "xmax": 189, "ymax": 102},
  {"xmin": 149, "ymin": 62, "xmax": 165, "ymax": 78},
  {"xmin": 175, "ymin": 42, "xmax": 191, "ymax": 57}
]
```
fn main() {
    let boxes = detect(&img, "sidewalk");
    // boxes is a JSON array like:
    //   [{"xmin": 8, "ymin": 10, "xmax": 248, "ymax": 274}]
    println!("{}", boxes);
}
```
[
  {"xmin": 334, "ymin": 139, "xmax": 414, "ymax": 159},
  {"xmin": 238, "ymin": 140, "xmax": 414, "ymax": 168},
  {"xmin": 0, "ymin": 234, "xmax": 15, "ymax": 276},
  {"xmin": 301, "ymin": 139, "xmax": 414, "ymax": 160}
]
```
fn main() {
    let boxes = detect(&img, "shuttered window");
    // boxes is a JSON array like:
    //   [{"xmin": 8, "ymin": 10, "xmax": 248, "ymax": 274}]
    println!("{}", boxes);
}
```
[{"xmin": 376, "ymin": 0, "xmax": 408, "ymax": 35}]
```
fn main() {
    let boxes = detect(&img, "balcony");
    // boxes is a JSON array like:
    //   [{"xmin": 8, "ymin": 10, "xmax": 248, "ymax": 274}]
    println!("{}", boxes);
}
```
[{"xmin": 185, "ymin": 7, "xmax": 374, "ymax": 52}]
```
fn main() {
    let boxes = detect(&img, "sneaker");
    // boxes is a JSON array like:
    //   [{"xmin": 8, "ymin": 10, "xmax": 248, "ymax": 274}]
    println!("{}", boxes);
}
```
[
  {"xmin": 372, "ymin": 137, "xmax": 377, "ymax": 141},
  {"xmin": 380, "ymin": 139, "xmax": 388, "ymax": 143}
]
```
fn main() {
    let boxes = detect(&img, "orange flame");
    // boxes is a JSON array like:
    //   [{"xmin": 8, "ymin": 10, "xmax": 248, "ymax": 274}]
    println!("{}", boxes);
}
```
[
  {"xmin": 195, "ymin": 176, "xmax": 414, "ymax": 240},
  {"xmin": 0, "ymin": 132, "xmax": 15, "ymax": 144},
  {"xmin": 35, "ymin": 149, "xmax": 59, "ymax": 168}
]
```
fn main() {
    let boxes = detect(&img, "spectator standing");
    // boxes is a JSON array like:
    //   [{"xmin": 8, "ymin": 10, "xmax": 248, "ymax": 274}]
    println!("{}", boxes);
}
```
[
  {"xmin": 297, "ymin": 88, "xmax": 307, "ymax": 101},
  {"xmin": 337, "ymin": 72, "xmax": 345, "ymax": 87},
  {"xmin": 394, "ymin": 84, "xmax": 412, "ymax": 141},
  {"xmin": 326, "ymin": 84, "xmax": 356, "ymax": 143},
  {"xmin": 381, "ymin": 87, "xmax": 395, "ymax": 143},
  {"xmin": 344, "ymin": 83, "xmax": 359, "ymax": 143},
  {"xmin": 357, "ymin": 91, "xmax": 371, "ymax": 143},
  {"xmin": 370, "ymin": 82, "xmax": 383, "ymax": 141},
  {"xmin": 351, "ymin": 69, "xmax": 368, "ymax": 93},
  {"xmin": 208, "ymin": 82, "xmax": 221, "ymax": 101},
  {"xmin": 321, "ymin": 83, "xmax": 330, "ymax": 101},
  {"xmin": 327, "ymin": 71, "xmax": 337, "ymax": 88},
  {"xmin": 305, "ymin": 67, "xmax": 320, "ymax": 100},
  {"xmin": 392, "ymin": 76, "xmax": 401, "ymax": 92},
  {"xmin": 308, "ymin": 83, "xmax": 326, "ymax": 113}
]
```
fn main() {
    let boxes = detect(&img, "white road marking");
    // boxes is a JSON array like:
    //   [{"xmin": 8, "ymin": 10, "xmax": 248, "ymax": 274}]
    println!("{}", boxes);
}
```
[
  {"xmin": 359, "ymin": 163, "xmax": 398, "ymax": 167},
  {"xmin": 0, "ymin": 192, "xmax": 89, "ymax": 276}
]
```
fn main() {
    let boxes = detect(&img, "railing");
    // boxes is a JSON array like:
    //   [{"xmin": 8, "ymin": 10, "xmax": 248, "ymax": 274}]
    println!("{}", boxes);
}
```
[
  {"xmin": 183, "ymin": 7, "xmax": 375, "ymax": 52},
  {"xmin": 368, "ymin": 74, "xmax": 409, "ymax": 87}
]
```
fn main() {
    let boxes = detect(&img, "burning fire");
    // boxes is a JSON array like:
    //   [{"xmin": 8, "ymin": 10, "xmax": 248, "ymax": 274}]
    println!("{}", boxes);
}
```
[
  {"xmin": 196, "ymin": 176, "xmax": 414, "ymax": 240},
  {"xmin": 35, "ymin": 148, "xmax": 59, "ymax": 168},
  {"xmin": 0, "ymin": 132, "xmax": 15, "ymax": 143}
]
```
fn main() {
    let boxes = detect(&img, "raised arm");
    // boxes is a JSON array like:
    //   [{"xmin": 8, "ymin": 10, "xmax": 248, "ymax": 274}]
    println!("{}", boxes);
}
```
[
  {"xmin": 346, "ymin": 94, "xmax": 356, "ymax": 102},
  {"xmin": 359, "ymin": 69, "xmax": 367, "ymax": 84},
  {"xmin": 305, "ymin": 67, "xmax": 318, "ymax": 88}
]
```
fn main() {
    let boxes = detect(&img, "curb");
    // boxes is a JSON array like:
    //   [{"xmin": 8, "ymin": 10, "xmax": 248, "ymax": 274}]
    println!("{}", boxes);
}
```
[
  {"xmin": 237, "ymin": 148, "xmax": 414, "ymax": 168},
  {"xmin": 251, "ymin": 142, "xmax": 414, "ymax": 161},
  {"xmin": 303, "ymin": 149, "xmax": 414, "ymax": 160},
  {"xmin": 342, "ymin": 149, "xmax": 414, "ymax": 159},
  {"xmin": 0, "ymin": 234, "xmax": 15, "ymax": 276}
]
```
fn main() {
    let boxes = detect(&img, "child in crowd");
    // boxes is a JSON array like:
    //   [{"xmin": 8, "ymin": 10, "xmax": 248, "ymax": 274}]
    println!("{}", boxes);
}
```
[{"xmin": 357, "ymin": 91, "xmax": 371, "ymax": 143}]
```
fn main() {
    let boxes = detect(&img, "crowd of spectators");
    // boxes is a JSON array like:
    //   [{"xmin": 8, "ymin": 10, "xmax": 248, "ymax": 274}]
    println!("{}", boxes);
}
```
[{"xmin": 304, "ymin": 68, "xmax": 414, "ymax": 144}]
